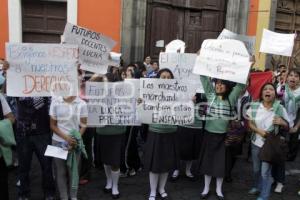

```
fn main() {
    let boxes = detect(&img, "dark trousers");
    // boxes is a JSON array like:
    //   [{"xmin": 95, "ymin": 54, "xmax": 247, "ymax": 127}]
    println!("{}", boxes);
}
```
[
  {"xmin": 287, "ymin": 132, "xmax": 299, "ymax": 161},
  {"xmin": 16, "ymin": 134, "xmax": 55, "ymax": 198},
  {"xmin": 80, "ymin": 128, "xmax": 95, "ymax": 180},
  {"xmin": 272, "ymin": 163, "xmax": 285, "ymax": 184},
  {"xmin": 120, "ymin": 126, "xmax": 141, "ymax": 173},
  {"xmin": 0, "ymin": 157, "xmax": 9, "ymax": 200}
]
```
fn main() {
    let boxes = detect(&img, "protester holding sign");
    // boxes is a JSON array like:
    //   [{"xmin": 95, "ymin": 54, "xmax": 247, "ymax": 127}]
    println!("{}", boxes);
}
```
[
  {"xmin": 143, "ymin": 68, "xmax": 178, "ymax": 200},
  {"xmin": 49, "ymin": 94, "xmax": 88, "ymax": 200},
  {"xmin": 246, "ymin": 83, "xmax": 290, "ymax": 200},
  {"xmin": 199, "ymin": 75, "xmax": 246, "ymax": 200},
  {"xmin": 93, "ymin": 73, "xmax": 126, "ymax": 199}
]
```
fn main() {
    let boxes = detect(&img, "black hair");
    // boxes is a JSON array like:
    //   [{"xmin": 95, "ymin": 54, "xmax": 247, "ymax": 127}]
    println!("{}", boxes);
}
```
[
  {"xmin": 156, "ymin": 68, "xmax": 174, "ymax": 79},
  {"xmin": 213, "ymin": 79, "xmax": 236, "ymax": 99},
  {"xmin": 288, "ymin": 69, "xmax": 300, "ymax": 77},
  {"xmin": 127, "ymin": 63, "xmax": 136, "ymax": 69},
  {"xmin": 259, "ymin": 83, "xmax": 277, "ymax": 101},
  {"xmin": 278, "ymin": 64, "xmax": 287, "ymax": 69}
]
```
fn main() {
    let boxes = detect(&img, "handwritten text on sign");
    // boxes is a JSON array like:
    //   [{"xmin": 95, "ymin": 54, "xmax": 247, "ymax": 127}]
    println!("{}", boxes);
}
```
[
  {"xmin": 139, "ymin": 78, "xmax": 194, "ymax": 125},
  {"xmin": 6, "ymin": 43, "xmax": 78, "ymax": 97},
  {"xmin": 86, "ymin": 82, "xmax": 140, "ymax": 126},
  {"xmin": 193, "ymin": 39, "xmax": 251, "ymax": 84},
  {"xmin": 63, "ymin": 23, "xmax": 116, "ymax": 74},
  {"xmin": 218, "ymin": 29, "xmax": 256, "ymax": 55},
  {"xmin": 259, "ymin": 29, "xmax": 295, "ymax": 57},
  {"xmin": 159, "ymin": 52, "xmax": 204, "ymax": 93}
]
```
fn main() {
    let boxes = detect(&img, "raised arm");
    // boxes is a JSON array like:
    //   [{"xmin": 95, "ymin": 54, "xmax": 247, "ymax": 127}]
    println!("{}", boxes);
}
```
[
  {"xmin": 228, "ymin": 83, "xmax": 246, "ymax": 105},
  {"xmin": 200, "ymin": 75, "xmax": 214, "ymax": 94}
]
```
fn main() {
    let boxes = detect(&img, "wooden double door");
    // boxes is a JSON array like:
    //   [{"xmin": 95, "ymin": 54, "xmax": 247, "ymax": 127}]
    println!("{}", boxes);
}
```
[{"xmin": 145, "ymin": 0, "xmax": 227, "ymax": 59}]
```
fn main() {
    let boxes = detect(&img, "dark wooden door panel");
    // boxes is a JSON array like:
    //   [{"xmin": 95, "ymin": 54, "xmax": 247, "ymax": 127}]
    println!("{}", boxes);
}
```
[{"xmin": 145, "ymin": 0, "xmax": 226, "ymax": 58}]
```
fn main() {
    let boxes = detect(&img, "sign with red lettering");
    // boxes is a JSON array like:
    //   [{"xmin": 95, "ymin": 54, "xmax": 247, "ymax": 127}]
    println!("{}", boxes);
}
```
[
  {"xmin": 63, "ymin": 23, "xmax": 117, "ymax": 74},
  {"xmin": 6, "ymin": 43, "xmax": 79, "ymax": 97}
]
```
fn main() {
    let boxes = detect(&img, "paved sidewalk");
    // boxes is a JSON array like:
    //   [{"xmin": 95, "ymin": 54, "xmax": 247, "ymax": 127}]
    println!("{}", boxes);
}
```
[{"xmin": 8, "ymin": 150, "xmax": 300, "ymax": 200}]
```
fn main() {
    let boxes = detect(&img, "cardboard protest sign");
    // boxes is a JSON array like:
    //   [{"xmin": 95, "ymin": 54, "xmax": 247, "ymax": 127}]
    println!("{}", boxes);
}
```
[
  {"xmin": 159, "ymin": 52, "xmax": 204, "ymax": 93},
  {"xmin": 218, "ymin": 29, "xmax": 256, "ymax": 55},
  {"xmin": 63, "ymin": 23, "xmax": 116, "ymax": 74},
  {"xmin": 139, "ymin": 78, "xmax": 194, "ymax": 125},
  {"xmin": 86, "ymin": 81, "xmax": 140, "ymax": 126},
  {"xmin": 6, "ymin": 43, "xmax": 79, "ymax": 97},
  {"xmin": 260, "ymin": 29, "xmax": 295, "ymax": 57},
  {"xmin": 165, "ymin": 40, "xmax": 185, "ymax": 53},
  {"xmin": 193, "ymin": 39, "xmax": 251, "ymax": 84}
]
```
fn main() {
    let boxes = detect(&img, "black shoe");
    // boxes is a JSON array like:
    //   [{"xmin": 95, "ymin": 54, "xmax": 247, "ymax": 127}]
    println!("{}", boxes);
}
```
[
  {"xmin": 112, "ymin": 193, "xmax": 120, "ymax": 199},
  {"xmin": 158, "ymin": 192, "xmax": 168, "ymax": 200},
  {"xmin": 170, "ymin": 175, "xmax": 179, "ymax": 182},
  {"xmin": 200, "ymin": 193, "xmax": 210, "ymax": 199},
  {"xmin": 216, "ymin": 194, "xmax": 225, "ymax": 200},
  {"xmin": 103, "ymin": 187, "xmax": 112, "ymax": 194},
  {"xmin": 185, "ymin": 174, "xmax": 197, "ymax": 182},
  {"xmin": 225, "ymin": 177, "xmax": 233, "ymax": 183}
]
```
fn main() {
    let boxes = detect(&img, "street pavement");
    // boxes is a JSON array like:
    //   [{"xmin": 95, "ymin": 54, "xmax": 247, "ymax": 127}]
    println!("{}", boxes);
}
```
[{"xmin": 8, "ymin": 146, "xmax": 300, "ymax": 200}]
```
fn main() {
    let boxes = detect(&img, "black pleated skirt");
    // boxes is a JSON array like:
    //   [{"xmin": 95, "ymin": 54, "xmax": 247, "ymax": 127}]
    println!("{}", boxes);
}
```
[
  {"xmin": 98, "ymin": 134, "xmax": 125, "ymax": 167},
  {"xmin": 176, "ymin": 126, "xmax": 203, "ymax": 161},
  {"xmin": 144, "ymin": 131, "xmax": 178, "ymax": 173},
  {"xmin": 199, "ymin": 131, "xmax": 226, "ymax": 178}
]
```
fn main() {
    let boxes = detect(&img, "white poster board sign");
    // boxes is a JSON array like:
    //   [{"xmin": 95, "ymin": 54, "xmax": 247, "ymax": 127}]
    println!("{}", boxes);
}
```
[
  {"xmin": 63, "ymin": 23, "xmax": 116, "ymax": 74},
  {"xmin": 86, "ymin": 81, "xmax": 140, "ymax": 126},
  {"xmin": 260, "ymin": 29, "xmax": 295, "ymax": 56},
  {"xmin": 165, "ymin": 39, "xmax": 185, "ymax": 53},
  {"xmin": 218, "ymin": 29, "xmax": 256, "ymax": 55},
  {"xmin": 159, "ymin": 52, "xmax": 204, "ymax": 93},
  {"xmin": 139, "ymin": 78, "xmax": 194, "ymax": 125},
  {"xmin": 6, "ymin": 43, "xmax": 79, "ymax": 97},
  {"xmin": 193, "ymin": 39, "xmax": 251, "ymax": 84}
]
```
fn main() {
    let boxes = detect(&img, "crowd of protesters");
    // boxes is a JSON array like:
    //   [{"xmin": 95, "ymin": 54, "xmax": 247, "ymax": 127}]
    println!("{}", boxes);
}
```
[{"xmin": 1, "ymin": 55, "xmax": 300, "ymax": 200}]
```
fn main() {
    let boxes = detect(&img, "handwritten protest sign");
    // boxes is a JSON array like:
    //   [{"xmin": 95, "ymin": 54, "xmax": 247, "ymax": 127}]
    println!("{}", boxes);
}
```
[
  {"xmin": 63, "ymin": 23, "xmax": 116, "ymax": 74},
  {"xmin": 260, "ymin": 29, "xmax": 295, "ymax": 56},
  {"xmin": 6, "ymin": 43, "xmax": 78, "ymax": 97},
  {"xmin": 193, "ymin": 39, "xmax": 251, "ymax": 84},
  {"xmin": 159, "ymin": 52, "xmax": 204, "ymax": 93},
  {"xmin": 218, "ymin": 29, "xmax": 256, "ymax": 55},
  {"xmin": 139, "ymin": 78, "xmax": 194, "ymax": 125},
  {"xmin": 86, "ymin": 81, "xmax": 140, "ymax": 126}
]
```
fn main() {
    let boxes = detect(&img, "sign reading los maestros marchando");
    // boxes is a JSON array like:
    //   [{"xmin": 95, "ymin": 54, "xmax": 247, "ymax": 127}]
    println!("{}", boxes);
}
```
[
  {"xmin": 86, "ymin": 81, "xmax": 141, "ymax": 126},
  {"xmin": 139, "ymin": 78, "xmax": 195, "ymax": 125},
  {"xmin": 193, "ymin": 39, "xmax": 252, "ymax": 84},
  {"xmin": 5, "ymin": 43, "xmax": 79, "ymax": 97},
  {"xmin": 63, "ymin": 23, "xmax": 116, "ymax": 74}
]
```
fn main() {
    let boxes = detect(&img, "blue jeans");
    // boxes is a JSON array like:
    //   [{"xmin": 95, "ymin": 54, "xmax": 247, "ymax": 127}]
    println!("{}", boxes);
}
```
[
  {"xmin": 16, "ymin": 134, "xmax": 55, "ymax": 198},
  {"xmin": 251, "ymin": 144, "xmax": 273, "ymax": 200}
]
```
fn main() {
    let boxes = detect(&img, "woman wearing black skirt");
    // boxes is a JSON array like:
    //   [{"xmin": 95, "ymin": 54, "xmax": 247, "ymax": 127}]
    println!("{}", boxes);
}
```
[
  {"xmin": 144, "ymin": 69, "xmax": 178, "ymax": 200},
  {"xmin": 91, "ymin": 73, "xmax": 126, "ymax": 199},
  {"xmin": 96, "ymin": 126, "xmax": 126, "ymax": 199},
  {"xmin": 199, "ymin": 75, "xmax": 246, "ymax": 200}
]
